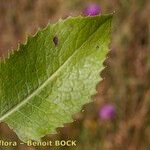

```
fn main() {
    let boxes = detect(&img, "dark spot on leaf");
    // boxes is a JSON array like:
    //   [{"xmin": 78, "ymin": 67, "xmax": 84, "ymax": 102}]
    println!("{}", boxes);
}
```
[
  {"xmin": 70, "ymin": 25, "xmax": 74, "ymax": 29},
  {"xmin": 96, "ymin": 45, "xmax": 99, "ymax": 49},
  {"xmin": 53, "ymin": 36, "xmax": 59, "ymax": 46}
]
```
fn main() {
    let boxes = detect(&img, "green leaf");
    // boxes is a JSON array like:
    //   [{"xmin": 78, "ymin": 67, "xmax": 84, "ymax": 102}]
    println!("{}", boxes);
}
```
[{"xmin": 0, "ymin": 14, "xmax": 112, "ymax": 142}]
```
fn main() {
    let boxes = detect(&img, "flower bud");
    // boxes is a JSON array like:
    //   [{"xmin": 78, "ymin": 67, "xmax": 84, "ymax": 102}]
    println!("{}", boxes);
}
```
[
  {"xmin": 99, "ymin": 104, "xmax": 116, "ymax": 120},
  {"xmin": 83, "ymin": 3, "xmax": 101, "ymax": 16}
]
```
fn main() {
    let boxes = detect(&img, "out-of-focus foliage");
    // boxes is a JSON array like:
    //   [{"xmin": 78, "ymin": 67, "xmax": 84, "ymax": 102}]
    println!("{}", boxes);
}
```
[{"xmin": 0, "ymin": 0, "xmax": 149, "ymax": 149}]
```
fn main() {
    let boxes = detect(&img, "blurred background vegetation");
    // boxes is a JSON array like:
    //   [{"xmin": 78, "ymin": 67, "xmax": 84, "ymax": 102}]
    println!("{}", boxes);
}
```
[{"xmin": 0, "ymin": 0, "xmax": 149, "ymax": 149}]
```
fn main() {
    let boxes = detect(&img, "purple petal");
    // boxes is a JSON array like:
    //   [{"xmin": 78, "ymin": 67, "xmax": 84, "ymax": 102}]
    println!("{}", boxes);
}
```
[
  {"xmin": 83, "ymin": 3, "xmax": 101, "ymax": 16},
  {"xmin": 99, "ymin": 104, "xmax": 116, "ymax": 120}
]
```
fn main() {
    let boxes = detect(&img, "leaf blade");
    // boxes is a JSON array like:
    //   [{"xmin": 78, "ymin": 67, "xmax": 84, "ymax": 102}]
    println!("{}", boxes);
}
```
[{"xmin": 0, "ymin": 14, "xmax": 112, "ymax": 142}]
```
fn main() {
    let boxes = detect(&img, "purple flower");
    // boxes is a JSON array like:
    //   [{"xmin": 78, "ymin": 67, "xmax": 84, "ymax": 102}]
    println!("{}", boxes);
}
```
[
  {"xmin": 83, "ymin": 3, "xmax": 101, "ymax": 16},
  {"xmin": 99, "ymin": 104, "xmax": 116, "ymax": 120}
]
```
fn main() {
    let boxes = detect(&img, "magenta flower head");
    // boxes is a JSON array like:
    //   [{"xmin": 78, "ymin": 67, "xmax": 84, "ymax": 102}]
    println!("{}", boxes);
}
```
[
  {"xmin": 99, "ymin": 104, "xmax": 116, "ymax": 121},
  {"xmin": 83, "ymin": 3, "xmax": 101, "ymax": 16}
]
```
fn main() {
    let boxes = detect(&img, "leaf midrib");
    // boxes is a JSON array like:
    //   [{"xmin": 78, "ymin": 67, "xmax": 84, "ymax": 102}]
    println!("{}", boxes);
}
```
[{"xmin": 0, "ymin": 17, "xmax": 109, "ymax": 122}]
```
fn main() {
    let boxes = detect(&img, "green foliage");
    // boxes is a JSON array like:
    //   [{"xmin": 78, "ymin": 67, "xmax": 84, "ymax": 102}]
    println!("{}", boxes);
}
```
[{"xmin": 0, "ymin": 14, "xmax": 112, "ymax": 142}]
